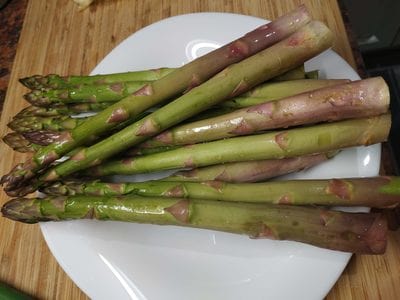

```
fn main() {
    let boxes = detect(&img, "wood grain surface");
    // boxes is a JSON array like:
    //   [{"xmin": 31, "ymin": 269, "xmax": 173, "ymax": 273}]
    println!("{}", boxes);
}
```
[{"xmin": 0, "ymin": 0, "xmax": 399, "ymax": 299}]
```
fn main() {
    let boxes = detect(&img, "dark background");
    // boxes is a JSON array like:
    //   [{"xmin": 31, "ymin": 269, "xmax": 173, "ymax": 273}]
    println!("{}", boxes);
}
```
[{"xmin": 342, "ymin": 0, "xmax": 400, "ymax": 174}]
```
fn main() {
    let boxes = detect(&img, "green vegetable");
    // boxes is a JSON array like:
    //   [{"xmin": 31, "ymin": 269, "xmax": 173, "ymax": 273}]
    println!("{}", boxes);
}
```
[{"xmin": 1, "ymin": 195, "xmax": 388, "ymax": 254}]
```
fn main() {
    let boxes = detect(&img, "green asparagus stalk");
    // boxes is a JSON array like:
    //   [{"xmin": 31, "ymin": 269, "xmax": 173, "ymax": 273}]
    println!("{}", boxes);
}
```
[
  {"xmin": 41, "ymin": 176, "xmax": 400, "ymax": 208},
  {"xmin": 16, "ymin": 79, "xmax": 338, "ymax": 122},
  {"xmin": 11, "ymin": 110, "xmax": 151, "ymax": 149},
  {"xmin": 2, "ymin": 6, "xmax": 312, "ymax": 195},
  {"xmin": 14, "ymin": 103, "xmax": 111, "ymax": 118},
  {"xmin": 35, "ymin": 21, "xmax": 333, "ymax": 187},
  {"xmin": 137, "ymin": 77, "xmax": 389, "ymax": 148},
  {"xmin": 1, "ymin": 195, "xmax": 388, "ymax": 254},
  {"xmin": 19, "ymin": 64, "xmax": 307, "ymax": 91},
  {"xmin": 219, "ymin": 79, "xmax": 348, "ymax": 108},
  {"xmin": 8, "ymin": 116, "xmax": 84, "ymax": 133},
  {"xmin": 14, "ymin": 133, "xmax": 177, "ymax": 154},
  {"xmin": 19, "ymin": 67, "xmax": 175, "ymax": 89},
  {"xmin": 4, "ymin": 133, "xmax": 177, "ymax": 154},
  {"xmin": 3, "ymin": 133, "xmax": 42, "ymax": 153},
  {"xmin": 16, "ymin": 78, "xmax": 334, "ymax": 119},
  {"xmin": 24, "ymin": 80, "xmax": 152, "ymax": 107},
  {"xmin": 23, "ymin": 67, "xmax": 312, "ymax": 108},
  {"xmin": 163, "ymin": 153, "xmax": 335, "ymax": 182},
  {"xmin": 86, "ymin": 115, "xmax": 390, "ymax": 177},
  {"xmin": 17, "ymin": 109, "xmax": 151, "ymax": 145}
]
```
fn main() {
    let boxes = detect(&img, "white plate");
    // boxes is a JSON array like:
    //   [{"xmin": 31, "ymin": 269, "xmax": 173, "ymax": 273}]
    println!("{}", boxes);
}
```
[{"xmin": 41, "ymin": 13, "xmax": 380, "ymax": 300}]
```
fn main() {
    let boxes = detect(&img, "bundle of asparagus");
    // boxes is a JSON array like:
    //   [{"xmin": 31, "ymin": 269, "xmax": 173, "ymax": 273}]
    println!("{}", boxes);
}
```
[{"xmin": 1, "ymin": 6, "xmax": 395, "ymax": 254}]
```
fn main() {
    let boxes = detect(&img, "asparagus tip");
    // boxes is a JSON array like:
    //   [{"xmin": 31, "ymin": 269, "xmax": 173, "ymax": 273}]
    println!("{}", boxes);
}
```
[
  {"xmin": 23, "ymin": 90, "xmax": 50, "ymax": 107},
  {"xmin": 22, "ymin": 130, "xmax": 61, "ymax": 146},
  {"xmin": 19, "ymin": 77, "xmax": 38, "ymax": 89},
  {"xmin": 1, "ymin": 198, "xmax": 40, "ymax": 224},
  {"xmin": 2, "ymin": 132, "xmax": 34, "ymax": 153},
  {"xmin": 19, "ymin": 75, "xmax": 50, "ymax": 90}
]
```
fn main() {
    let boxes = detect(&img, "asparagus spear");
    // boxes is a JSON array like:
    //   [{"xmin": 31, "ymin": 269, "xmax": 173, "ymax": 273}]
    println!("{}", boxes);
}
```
[
  {"xmin": 24, "ymin": 76, "xmax": 332, "ymax": 107},
  {"xmin": 13, "ymin": 69, "xmax": 366, "ymax": 145},
  {"xmin": 17, "ymin": 108, "xmax": 150, "ymax": 145},
  {"xmin": 3, "ymin": 133, "xmax": 41, "ymax": 153},
  {"xmin": 3, "ymin": 131, "xmax": 65, "ymax": 153},
  {"xmin": 18, "ymin": 65, "xmax": 306, "ymax": 91},
  {"xmin": 182, "ymin": 78, "xmax": 343, "ymax": 122},
  {"xmin": 16, "ymin": 78, "xmax": 339, "ymax": 120},
  {"xmin": 16, "ymin": 108, "xmax": 151, "ymax": 143},
  {"xmin": 14, "ymin": 103, "xmax": 111, "ymax": 118},
  {"xmin": 16, "ymin": 78, "xmax": 335, "ymax": 120},
  {"xmin": 219, "ymin": 79, "xmax": 348, "ymax": 108},
  {"xmin": 2, "ymin": 133, "xmax": 89, "ymax": 158},
  {"xmin": 86, "ymin": 115, "xmax": 390, "ymax": 177},
  {"xmin": 2, "ymin": 6, "xmax": 312, "ymax": 194},
  {"xmin": 1, "ymin": 195, "xmax": 387, "ymax": 254},
  {"xmin": 163, "ymin": 153, "xmax": 335, "ymax": 182},
  {"xmin": 36, "ymin": 21, "xmax": 333, "ymax": 186},
  {"xmin": 19, "ymin": 67, "xmax": 175, "ymax": 89},
  {"xmin": 22, "ymin": 130, "xmax": 62, "ymax": 145},
  {"xmin": 15, "ymin": 106, "xmax": 68, "ymax": 118},
  {"xmin": 41, "ymin": 176, "xmax": 400, "ymax": 208},
  {"xmin": 138, "ymin": 77, "xmax": 389, "ymax": 148},
  {"xmin": 8, "ymin": 116, "xmax": 84, "ymax": 133},
  {"xmin": 24, "ymin": 80, "xmax": 152, "ymax": 107},
  {"xmin": 5, "ymin": 133, "xmax": 175, "ymax": 155},
  {"xmin": 16, "ymin": 79, "xmax": 341, "ymax": 122},
  {"xmin": 5, "ymin": 131, "xmax": 171, "ymax": 154}
]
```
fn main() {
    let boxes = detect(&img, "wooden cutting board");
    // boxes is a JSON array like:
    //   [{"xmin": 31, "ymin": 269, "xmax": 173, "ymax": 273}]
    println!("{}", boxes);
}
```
[{"xmin": 0, "ymin": 0, "xmax": 399, "ymax": 299}]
